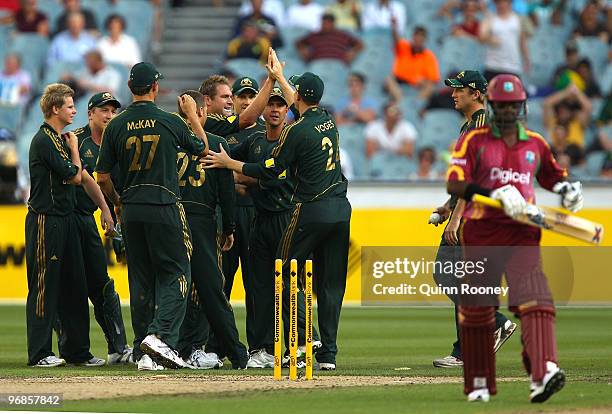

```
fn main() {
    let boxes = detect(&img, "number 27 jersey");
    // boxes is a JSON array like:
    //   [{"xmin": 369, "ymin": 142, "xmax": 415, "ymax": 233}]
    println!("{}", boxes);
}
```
[{"xmin": 96, "ymin": 101, "xmax": 205, "ymax": 205}]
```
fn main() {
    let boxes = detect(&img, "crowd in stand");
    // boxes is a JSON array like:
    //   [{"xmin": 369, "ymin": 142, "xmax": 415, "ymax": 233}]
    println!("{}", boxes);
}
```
[{"xmin": 226, "ymin": 0, "xmax": 610, "ymax": 180}]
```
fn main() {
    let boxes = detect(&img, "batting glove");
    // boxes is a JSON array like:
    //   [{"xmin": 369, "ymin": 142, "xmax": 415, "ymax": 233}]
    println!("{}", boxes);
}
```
[
  {"xmin": 553, "ymin": 181, "xmax": 583, "ymax": 212},
  {"xmin": 490, "ymin": 184, "xmax": 527, "ymax": 219}
]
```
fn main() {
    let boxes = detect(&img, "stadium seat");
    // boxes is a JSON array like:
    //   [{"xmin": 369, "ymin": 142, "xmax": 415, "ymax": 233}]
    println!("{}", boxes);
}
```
[
  {"xmin": 278, "ymin": 27, "xmax": 309, "ymax": 61},
  {"xmin": 527, "ymin": 32, "xmax": 565, "ymax": 88},
  {"xmin": 8, "ymin": 34, "xmax": 50, "ymax": 91},
  {"xmin": 308, "ymin": 59, "xmax": 349, "ymax": 108},
  {"xmin": 37, "ymin": 0, "xmax": 64, "ymax": 34},
  {"xmin": 338, "ymin": 124, "xmax": 368, "ymax": 179},
  {"xmin": 575, "ymin": 37, "xmax": 609, "ymax": 82},
  {"xmin": 0, "ymin": 105, "xmax": 24, "ymax": 135},
  {"xmin": 438, "ymin": 37, "xmax": 484, "ymax": 78},
  {"xmin": 224, "ymin": 58, "xmax": 267, "ymax": 81},
  {"xmin": 368, "ymin": 152, "xmax": 417, "ymax": 180},
  {"xmin": 600, "ymin": 64, "xmax": 612, "ymax": 96},
  {"xmin": 420, "ymin": 109, "xmax": 462, "ymax": 151},
  {"xmin": 526, "ymin": 98, "xmax": 546, "ymax": 135},
  {"xmin": 108, "ymin": 63, "xmax": 130, "ymax": 108},
  {"xmin": 585, "ymin": 151, "xmax": 607, "ymax": 177},
  {"xmin": 72, "ymin": 95, "xmax": 90, "ymax": 127}
]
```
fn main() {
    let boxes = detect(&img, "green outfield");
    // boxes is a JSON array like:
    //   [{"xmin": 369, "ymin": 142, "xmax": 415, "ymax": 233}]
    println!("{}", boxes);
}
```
[{"xmin": 1, "ymin": 305, "xmax": 611, "ymax": 413}]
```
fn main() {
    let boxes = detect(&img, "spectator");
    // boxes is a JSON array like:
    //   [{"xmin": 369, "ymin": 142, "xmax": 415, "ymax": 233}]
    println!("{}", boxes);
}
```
[
  {"xmin": 296, "ymin": 14, "xmax": 363, "ymax": 65},
  {"xmin": 238, "ymin": 0, "xmax": 284, "ymax": 27},
  {"xmin": 14, "ymin": 0, "xmax": 49, "ymax": 36},
  {"xmin": 365, "ymin": 102, "xmax": 418, "ymax": 159},
  {"xmin": 226, "ymin": 21, "xmax": 270, "ymax": 63},
  {"xmin": 543, "ymin": 84, "xmax": 593, "ymax": 150},
  {"xmin": 387, "ymin": 24, "xmax": 440, "ymax": 100},
  {"xmin": 62, "ymin": 50, "xmax": 120, "ymax": 97},
  {"xmin": 48, "ymin": 12, "xmax": 96, "ymax": 65},
  {"xmin": 576, "ymin": 58, "xmax": 602, "ymax": 98},
  {"xmin": 452, "ymin": 0, "xmax": 481, "ymax": 38},
  {"xmin": 552, "ymin": 40, "xmax": 581, "ymax": 87},
  {"xmin": 233, "ymin": 0, "xmax": 282, "ymax": 49},
  {"xmin": 286, "ymin": 0, "xmax": 325, "ymax": 31},
  {"xmin": 97, "ymin": 14, "xmax": 142, "ymax": 68},
  {"xmin": 362, "ymin": 0, "xmax": 406, "ymax": 35},
  {"xmin": 325, "ymin": 0, "xmax": 361, "ymax": 32},
  {"xmin": 54, "ymin": 0, "xmax": 98, "ymax": 36},
  {"xmin": 479, "ymin": 0, "xmax": 531, "ymax": 80},
  {"xmin": 334, "ymin": 72, "xmax": 378, "ymax": 125},
  {"xmin": 528, "ymin": 0, "xmax": 565, "ymax": 27},
  {"xmin": 0, "ymin": 53, "xmax": 32, "ymax": 106},
  {"xmin": 573, "ymin": 0, "xmax": 609, "ymax": 43},
  {"xmin": 420, "ymin": 80, "xmax": 455, "ymax": 118},
  {"xmin": 409, "ymin": 147, "xmax": 440, "ymax": 180}
]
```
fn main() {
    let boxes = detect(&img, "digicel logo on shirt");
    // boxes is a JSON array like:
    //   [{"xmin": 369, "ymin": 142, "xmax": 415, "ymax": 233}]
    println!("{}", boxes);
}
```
[{"xmin": 490, "ymin": 167, "xmax": 531, "ymax": 185}]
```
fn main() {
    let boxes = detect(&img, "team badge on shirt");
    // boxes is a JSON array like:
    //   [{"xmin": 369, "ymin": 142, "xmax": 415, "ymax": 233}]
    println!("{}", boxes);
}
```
[{"xmin": 525, "ymin": 150, "xmax": 535, "ymax": 164}]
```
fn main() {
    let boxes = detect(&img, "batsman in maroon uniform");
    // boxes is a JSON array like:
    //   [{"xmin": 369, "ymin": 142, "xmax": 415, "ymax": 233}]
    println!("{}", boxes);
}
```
[{"xmin": 446, "ymin": 74, "xmax": 584, "ymax": 403}]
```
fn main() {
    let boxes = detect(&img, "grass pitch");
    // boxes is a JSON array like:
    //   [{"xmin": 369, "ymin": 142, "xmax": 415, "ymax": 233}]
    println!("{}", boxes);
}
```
[{"xmin": 0, "ymin": 305, "xmax": 611, "ymax": 413}]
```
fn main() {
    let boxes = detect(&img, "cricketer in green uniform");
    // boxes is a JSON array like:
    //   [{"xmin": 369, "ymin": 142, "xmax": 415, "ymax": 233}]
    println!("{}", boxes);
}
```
[
  {"xmin": 431, "ymin": 71, "xmax": 515, "ymax": 368},
  {"xmin": 230, "ymin": 87, "xmax": 320, "ymax": 368},
  {"xmin": 70, "ymin": 92, "xmax": 133, "ymax": 364},
  {"xmin": 199, "ymin": 73, "xmax": 272, "ymax": 352},
  {"xmin": 205, "ymin": 72, "xmax": 351, "ymax": 369},
  {"xmin": 26, "ymin": 83, "xmax": 114, "ymax": 367},
  {"xmin": 174, "ymin": 89, "xmax": 249, "ymax": 369},
  {"xmin": 96, "ymin": 62, "xmax": 209, "ymax": 369}
]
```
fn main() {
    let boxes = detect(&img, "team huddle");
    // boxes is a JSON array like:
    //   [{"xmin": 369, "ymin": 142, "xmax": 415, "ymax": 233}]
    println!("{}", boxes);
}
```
[{"xmin": 25, "ymin": 44, "xmax": 583, "ymax": 403}]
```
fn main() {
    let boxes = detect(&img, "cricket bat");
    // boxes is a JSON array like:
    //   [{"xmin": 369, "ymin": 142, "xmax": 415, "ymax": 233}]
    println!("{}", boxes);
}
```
[{"xmin": 472, "ymin": 194, "xmax": 604, "ymax": 245}]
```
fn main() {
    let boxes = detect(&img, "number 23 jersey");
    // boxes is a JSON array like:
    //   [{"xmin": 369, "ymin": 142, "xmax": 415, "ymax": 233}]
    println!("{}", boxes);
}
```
[{"xmin": 95, "ymin": 101, "xmax": 205, "ymax": 205}]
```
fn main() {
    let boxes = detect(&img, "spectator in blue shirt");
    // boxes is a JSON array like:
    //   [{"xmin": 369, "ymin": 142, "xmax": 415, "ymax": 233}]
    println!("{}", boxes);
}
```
[
  {"xmin": 335, "ymin": 72, "xmax": 378, "ymax": 125},
  {"xmin": 47, "ymin": 11, "xmax": 96, "ymax": 66}
]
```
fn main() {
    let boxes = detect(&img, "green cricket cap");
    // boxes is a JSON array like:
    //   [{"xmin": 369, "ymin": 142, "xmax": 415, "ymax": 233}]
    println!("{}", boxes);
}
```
[
  {"xmin": 88, "ymin": 92, "xmax": 121, "ymax": 110},
  {"xmin": 444, "ymin": 70, "xmax": 487, "ymax": 93},
  {"xmin": 288, "ymin": 74, "xmax": 302, "ymax": 87},
  {"xmin": 294, "ymin": 72, "xmax": 324, "ymax": 102},
  {"xmin": 232, "ymin": 76, "xmax": 259, "ymax": 95},
  {"xmin": 129, "ymin": 62, "xmax": 164, "ymax": 87},
  {"xmin": 269, "ymin": 86, "xmax": 288, "ymax": 105}
]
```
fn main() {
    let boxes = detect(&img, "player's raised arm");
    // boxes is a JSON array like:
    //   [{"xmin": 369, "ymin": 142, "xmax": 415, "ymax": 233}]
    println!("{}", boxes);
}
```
[
  {"xmin": 238, "ymin": 48, "xmax": 275, "ymax": 128},
  {"xmin": 178, "ymin": 93, "xmax": 209, "ymax": 156}
]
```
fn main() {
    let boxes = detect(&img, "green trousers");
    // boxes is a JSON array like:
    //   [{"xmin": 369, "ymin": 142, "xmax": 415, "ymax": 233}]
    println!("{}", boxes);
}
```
[
  {"xmin": 277, "ymin": 199, "xmax": 352, "ymax": 364},
  {"xmin": 178, "ymin": 213, "xmax": 248, "ymax": 368},
  {"xmin": 122, "ymin": 203, "xmax": 191, "ymax": 360},
  {"xmin": 221, "ymin": 205, "xmax": 256, "ymax": 349},
  {"xmin": 25, "ymin": 212, "xmax": 92, "ymax": 365},
  {"xmin": 73, "ymin": 213, "xmax": 128, "ymax": 355},
  {"xmin": 249, "ymin": 210, "xmax": 320, "ymax": 353}
]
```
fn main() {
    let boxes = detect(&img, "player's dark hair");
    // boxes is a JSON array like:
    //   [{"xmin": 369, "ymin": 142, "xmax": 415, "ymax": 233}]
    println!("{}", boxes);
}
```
[
  {"xmin": 105, "ymin": 13, "xmax": 126, "ymax": 31},
  {"xmin": 178, "ymin": 90, "xmax": 205, "ymax": 118},
  {"xmin": 128, "ymin": 82, "xmax": 154, "ymax": 96},
  {"xmin": 199, "ymin": 75, "xmax": 230, "ymax": 99}
]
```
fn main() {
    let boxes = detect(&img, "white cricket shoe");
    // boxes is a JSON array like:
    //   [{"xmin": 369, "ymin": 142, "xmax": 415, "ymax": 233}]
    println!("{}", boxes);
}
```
[
  {"xmin": 78, "ymin": 356, "xmax": 106, "ymax": 367},
  {"xmin": 433, "ymin": 355, "xmax": 463, "ymax": 368},
  {"xmin": 107, "ymin": 347, "xmax": 135, "ymax": 365},
  {"xmin": 318, "ymin": 362, "xmax": 336, "ymax": 371},
  {"xmin": 34, "ymin": 355, "xmax": 66, "ymax": 368},
  {"xmin": 494, "ymin": 320, "xmax": 517, "ymax": 353},
  {"xmin": 186, "ymin": 349, "xmax": 220, "ymax": 369},
  {"xmin": 467, "ymin": 388, "xmax": 490, "ymax": 402},
  {"xmin": 206, "ymin": 352, "xmax": 224, "ymax": 368},
  {"xmin": 140, "ymin": 334, "xmax": 187, "ymax": 369},
  {"xmin": 246, "ymin": 349, "xmax": 275, "ymax": 368},
  {"xmin": 530, "ymin": 361, "xmax": 566, "ymax": 403},
  {"xmin": 137, "ymin": 354, "xmax": 165, "ymax": 371}
]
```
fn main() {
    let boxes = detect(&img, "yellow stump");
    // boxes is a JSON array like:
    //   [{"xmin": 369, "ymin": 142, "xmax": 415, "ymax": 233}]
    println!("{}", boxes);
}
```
[
  {"xmin": 305, "ymin": 259, "xmax": 313, "ymax": 380},
  {"xmin": 274, "ymin": 259, "xmax": 283, "ymax": 380},
  {"xmin": 289, "ymin": 259, "xmax": 298, "ymax": 380}
]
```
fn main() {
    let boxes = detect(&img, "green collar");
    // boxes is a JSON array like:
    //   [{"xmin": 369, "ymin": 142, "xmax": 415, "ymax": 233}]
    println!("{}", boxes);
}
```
[
  {"xmin": 41, "ymin": 122, "xmax": 60, "ymax": 136},
  {"xmin": 491, "ymin": 122, "xmax": 529, "ymax": 141},
  {"xmin": 471, "ymin": 108, "xmax": 486, "ymax": 122}
]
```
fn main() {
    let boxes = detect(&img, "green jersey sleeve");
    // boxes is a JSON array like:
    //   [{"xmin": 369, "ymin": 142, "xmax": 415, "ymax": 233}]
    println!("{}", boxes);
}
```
[
  {"xmin": 242, "ymin": 124, "xmax": 298, "ymax": 180},
  {"xmin": 205, "ymin": 113, "xmax": 240, "ymax": 136},
  {"xmin": 171, "ymin": 113, "xmax": 206, "ymax": 156},
  {"xmin": 39, "ymin": 130, "xmax": 79, "ymax": 181},
  {"xmin": 218, "ymin": 139, "xmax": 236, "ymax": 234},
  {"xmin": 95, "ymin": 123, "xmax": 116, "ymax": 174}
]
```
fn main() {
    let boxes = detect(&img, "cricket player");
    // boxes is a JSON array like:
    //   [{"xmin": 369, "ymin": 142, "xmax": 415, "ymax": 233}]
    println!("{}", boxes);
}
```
[
  {"xmin": 25, "ymin": 83, "xmax": 114, "ymax": 367},
  {"xmin": 175, "ymin": 89, "xmax": 250, "ymax": 370},
  {"xmin": 205, "ymin": 66, "xmax": 351, "ymax": 370},
  {"xmin": 66, "ymin": 92, "xmax": 134, "ymax": 365},
  {"xmin": 96, "ymin": 62, "xmax": 209, "ymax": 370},
  {"xmin": 446, "ymin": 74, "xmax": 582, "ymax": 402},
  {"xmin": 228, "ymin": 87, "xmax": 321, "ymax": 368},
  {"xmin": 431, "ymin": 71, "xmax": 515, "ymax": 368},
  {"xmin": 199, "ymin": 71, "xmax": 271, "ymax": 351}
]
